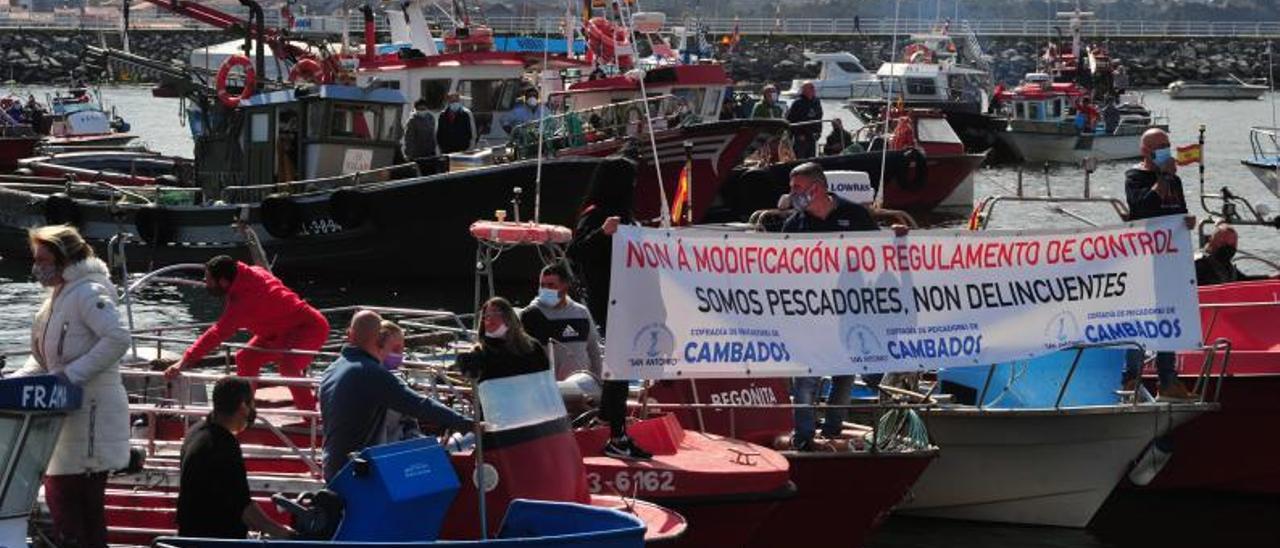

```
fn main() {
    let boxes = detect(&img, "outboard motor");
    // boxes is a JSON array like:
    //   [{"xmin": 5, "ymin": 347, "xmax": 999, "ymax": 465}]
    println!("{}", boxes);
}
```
[{"xmin": 558, "ymin": 370, "xmax": 603, "ymax": 420}]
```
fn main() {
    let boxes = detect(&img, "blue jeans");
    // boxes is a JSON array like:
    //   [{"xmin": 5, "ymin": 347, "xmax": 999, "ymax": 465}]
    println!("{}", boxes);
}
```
[
  {"xmin": 1123, "ymin": 350, "xmax": 1178, "ymax": 386},
  {"xmin": 792, "ymin": 375, "xmax": 855, "ymax": 445}
]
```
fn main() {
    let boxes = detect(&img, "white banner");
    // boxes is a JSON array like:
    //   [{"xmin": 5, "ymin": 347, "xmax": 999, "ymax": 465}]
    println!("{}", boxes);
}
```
[{"xmin": 603, "ymin": 216, "xmax": 1202, "ymax": 380}]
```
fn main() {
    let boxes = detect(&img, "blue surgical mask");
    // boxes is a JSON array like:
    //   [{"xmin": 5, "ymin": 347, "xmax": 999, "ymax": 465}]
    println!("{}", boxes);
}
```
[
  {"xmin": 537, "ymin": 287, "xmax": 561, "ymax": 307},
  {"xmin": 1152, "ymin": 147, "xmax": 1174, "ymax": 167},
  {"xmin": 384, "ymin": 352, "xmax": 404, "ymax": 371},
  {"xmin": 449, "ymin": 102, "xmax": 462, "ymax": 112}
]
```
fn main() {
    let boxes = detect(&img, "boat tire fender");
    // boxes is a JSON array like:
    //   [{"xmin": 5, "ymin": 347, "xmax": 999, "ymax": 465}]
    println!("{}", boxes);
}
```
[
  {"xmin": 215, "ymin": 54, "xmax": 257, "ymax": 109},
  {"xmin": 134, "ymin": 205, "xmax": 175, "ymax": 246},
  {"xmin": 328, "ymin": 189, "xmax": 369, "ymax": 229},
  {"xmin": 261, "ymin": 194, "xmax": 301, "ymax": 238},
  {"xmin": 900, "ymin": 147, "xmax": 928, "ymax": 192},
  {"xmin": 44, "ymin": 193, "xmax": 80, "ymax": 226}
]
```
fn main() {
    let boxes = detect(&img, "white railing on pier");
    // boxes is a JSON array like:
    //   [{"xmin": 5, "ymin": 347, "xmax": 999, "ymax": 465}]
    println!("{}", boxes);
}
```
[{"xmin": 1, "ymin": 14, "xmax": 1279, "ymax": 38}]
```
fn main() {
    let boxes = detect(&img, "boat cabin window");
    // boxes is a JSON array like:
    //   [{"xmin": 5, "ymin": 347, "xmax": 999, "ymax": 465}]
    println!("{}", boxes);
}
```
[
  {"xmin": 838, "ymin": 61, "xmax": 865, "ymax": 74},
  {"xmin": 419, "ymin": 78, "xmax": 451, "ymax": 110},
  {"xmin": 916, "ymin": 117, "xmax": 962, "ymax": 144},
  {"xmin": 1051, "ymin": 99, "xmax": 1063, "ymax": 119},
  {"xmin": 669, "ymin": 87, "xmax": 706, "ymax": 119},
  {"xmin": 330, "ymin": 103, "xmax": 379, "ymax": 140},
  {"xmin": 457, "ymin": 79, "xmax": 522, "ymax": 113},
  {"xmin": 905, "ymin": 77, "xmax": 937, "ymax": 96},
  {"xmin": 250, "ymin": 113, "xmax": 271, "ymax": 143},
  {"xmin": 380, "ymin": 105, "xmax": 402, "ymax": 140},
  {"xmin": 1015, "ymin": 102, "xmax": 1026, "ymax": 119},
  {"xmin": 1028, "ymin": 102, "xmax": 1043, "ymax": 121},
  {"xmin": 368, "ymin": 79, "xmax": 402, "ymax": 90}
]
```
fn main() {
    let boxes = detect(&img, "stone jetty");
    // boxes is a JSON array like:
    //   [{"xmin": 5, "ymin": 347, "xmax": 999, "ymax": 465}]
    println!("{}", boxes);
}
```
[
  {"xmin": 1, "ymin": 28, "xmax": 1277, "ymax": 90},
  {"xmin": 725, "ymin": 35, "xmax": 1280, "ymax": 88}
]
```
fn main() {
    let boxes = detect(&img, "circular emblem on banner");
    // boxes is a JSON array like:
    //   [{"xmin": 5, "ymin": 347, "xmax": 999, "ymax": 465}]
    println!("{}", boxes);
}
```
[
  {"xmin": 1044, "ymin": 311, "xmax": 1081, "ymax": 348},
  {"xmin": 843, "ymin": 324, "xmax": 882, "ymax": 356},
  {"xmin": 632, "ymin": 323, "xmax": 676, "ymax": 358}
]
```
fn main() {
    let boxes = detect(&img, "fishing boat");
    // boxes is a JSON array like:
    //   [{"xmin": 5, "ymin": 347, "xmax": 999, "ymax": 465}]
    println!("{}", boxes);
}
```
[
  {"xmin": 994, "ymin": 74, "xmax": 1163, "ymax": 164},
  {"xmin": 845, "ymin": 29, "xmax": 1001, "ymax": 155},
  {"xmin": 1164, "ymin": 77, "xmax": 1268, "ymax": 101},
  {"xmin": 44, "ymin": 87, "xmax": 136, "ymax": 148},
  {"xmin": 15, "ymin": 149, "xmax": 192, "ymax": 187},
  {"xmin": 713, "ymin": 108, "xmax": 987, "ymax": 218},
  {"xmin": 896, "ymin": 348, "xmax": 1210, "ymax": 527},
  {"xmin": 1134, "ymin": 279, "xmax": 1280, "ymax": 494},
  {"xmin": 645, "ymin": 378, "xmax": 938, "ymax": 548},
  {"xmin": 782, "ymin": 52, "xmax": 875, "ymax": 101},
  {"xmin": 1242, "ymin": 126, "xmax": 1280, "ymax": 197}
]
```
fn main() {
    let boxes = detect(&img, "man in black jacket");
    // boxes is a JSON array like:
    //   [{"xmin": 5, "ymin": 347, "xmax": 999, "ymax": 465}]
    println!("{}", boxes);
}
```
[
  {"xmin": 785, "ymin": 82, "xmax": 823, "ymax": 159},
  {"xmin": 436, "ymin": 92, "xmax": 476, "ymax": 154}
]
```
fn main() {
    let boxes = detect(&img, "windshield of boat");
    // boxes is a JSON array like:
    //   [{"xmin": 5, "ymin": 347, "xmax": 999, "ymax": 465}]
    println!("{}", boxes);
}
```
[
  {"xmin": 838, "ymin": 61, "xmax": 865, "ymax": 74},
  {"xmin": 916, "ymin": 117, "xmax": 962, "ymax": 144},
  {"xmin": 0, "ymin": 416, "xmax": 60, "ymax": 516},
  {"xmin": 329, "ymin": 102, "xmax": 394, "ymax": 142}
]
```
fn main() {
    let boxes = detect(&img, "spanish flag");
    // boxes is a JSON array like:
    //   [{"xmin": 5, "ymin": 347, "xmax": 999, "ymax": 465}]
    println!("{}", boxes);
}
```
[
  {"xmin": 671, "ymin": 164, "xmax": 692, "ymax": 225},
  {"xmin": 1176, "ymin": 143, "xmax": 1202, "ymax": 166}
]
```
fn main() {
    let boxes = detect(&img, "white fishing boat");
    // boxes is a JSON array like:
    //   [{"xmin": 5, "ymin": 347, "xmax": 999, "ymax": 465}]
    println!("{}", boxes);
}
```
[
  {"xmin": 1165, "ymin": 77, "xmax": 1268, "ymax": 100},
  {"xmin": 896, "ymin": 347, "xmax": 1214, "ymax": 527},
  {"xmin": 995, "ymin": 74, "xmax": 1162, "ymax": 164},
  {"xmin": 1243, "ymin": 126, "xmax": 1280, "ymax": 198},
  {"xmin": 782, "ymin": 52, "xmax": 874, "ymax": 100}
]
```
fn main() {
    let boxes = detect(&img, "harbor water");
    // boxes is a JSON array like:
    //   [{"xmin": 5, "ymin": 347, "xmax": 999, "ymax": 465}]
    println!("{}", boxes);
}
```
[{"xmin": 2, "ymin": 86, "xmax": 1280, "ymax": 545}]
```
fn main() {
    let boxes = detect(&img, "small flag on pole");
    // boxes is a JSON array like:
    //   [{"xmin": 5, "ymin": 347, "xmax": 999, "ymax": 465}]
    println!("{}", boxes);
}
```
[
  {"xmin": 671, "ymin": 164, "xmax": 691, "ymax": 225},
  {"xmin": 1176, "ymin": 143, "xmax": 1202, "ymax": 166}
]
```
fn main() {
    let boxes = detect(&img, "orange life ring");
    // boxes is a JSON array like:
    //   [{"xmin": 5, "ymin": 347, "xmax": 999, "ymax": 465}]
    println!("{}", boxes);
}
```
[
  {"xmin": 903, "ymin": 43, "xmax": 933, "ymax": 64},
  {"xmin": 216, "ymin": 54, "xmax": 257, "ymax": 109},
  {"xmin": 288, "ymin": 58, "xmax": 325, "ymax": 84},
  {"xmin": 469, "ymin": 221, "xmax": 573, "ymax": 245}
]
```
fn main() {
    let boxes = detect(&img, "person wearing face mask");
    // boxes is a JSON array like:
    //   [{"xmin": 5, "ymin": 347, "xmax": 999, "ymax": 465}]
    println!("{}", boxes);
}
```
[
  {"xmin": 403, "ymin": 98, "xmax": 438, "ymax": 163},
  {"xmin": 163, "ymin": 256, "xmax": 329, "ymax": 411},
  {"xmin": 457, "ymin": 297, "xmax": 551, "ymax": 383},
  {"xmin": 501, "ymin": 89, "xmax": 548, "ymax": 134},
  {"xmin": 1195, "ymin": 223, "xmax": 1277, "ymax": 286},
  {"xmin": 14, "ymin": 225, "xmax": 130, "ymax": 548},
  {"xmin": 319, "ymin": 310, "xmax": 473, "ymax": 480},
  {"xmin": 751, "ymin": 84, "xmax": 784, "ymax": 119},
  {"xmin": 436, "ymin": 91, "xmax": 476, "ymax": 154},
  {"xmin": 177, "ymin": 377, "xmax": 295, "ymax": 539},
  {"xmin": 785, "ymin": 81, "xmax": 823, "ymax": 158},
  {"xmin": 519, "ymin": 263, "xmax": 603, "ymax": 382},
  {"xmin": 373, "ymin": 320, "xmax": 425, "ymax": 444},
  {"xmin": 1122, "ymin": 128, "xmax": 1197, "ymax": 401},
  {"xmin": 780, "ymin": 163, "xmax": 907, "ymax": 451}
]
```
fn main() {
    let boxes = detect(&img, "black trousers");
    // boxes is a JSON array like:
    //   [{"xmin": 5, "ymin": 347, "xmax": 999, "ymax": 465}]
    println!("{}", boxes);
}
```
[{"xmin": 600, "ymin": 380, "xmax": 629, "ymax": 437}]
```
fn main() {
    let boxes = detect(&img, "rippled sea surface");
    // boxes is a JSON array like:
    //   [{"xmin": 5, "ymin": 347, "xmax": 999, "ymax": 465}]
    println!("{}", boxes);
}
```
[{"xmin": 3, "ymin": 85, "xmax": 1280, "ymax": 546}]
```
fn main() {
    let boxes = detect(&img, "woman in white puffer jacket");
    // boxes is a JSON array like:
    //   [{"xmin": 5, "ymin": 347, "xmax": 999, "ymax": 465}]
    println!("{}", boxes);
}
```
[{"xmin": 15, "ymin": 225, "xmax": 130, "ymax": 548}]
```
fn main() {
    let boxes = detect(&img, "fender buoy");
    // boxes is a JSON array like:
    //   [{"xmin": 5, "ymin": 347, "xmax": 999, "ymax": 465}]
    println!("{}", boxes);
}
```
[
  {"xmin": 215, "ymin": 54, "xmax": 257, "ymax": 109},
  {"xmin": 288, "ymin": 58, "xmax": 325, "ymax": 84},
  {"xmin": 469, "ymin": 221, "xmax": 573, "ymax": 245},
  {"xmin": 260, "ymin": 194, "xmax": 301, "ymax": 238},
  {"xmin": 134, "ymin": 205, "xmax": 175, "ymax": 246},
  {"xmin": 899, "ymin": 148, "xmax": 928, "ymax": 192},
  {"xmin": 44, "ymin": 193, "xmax": 80, "ymax": 226},
  {"xmin": 328, "ymin": 189, "xmax": 368, "ymax": 229}
]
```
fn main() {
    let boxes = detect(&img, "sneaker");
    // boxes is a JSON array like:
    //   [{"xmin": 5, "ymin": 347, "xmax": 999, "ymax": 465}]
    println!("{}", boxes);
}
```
[
  {"xmin": 603, "ymin": 435, "xmax": 653, "ymax": 461},
  {"xmin": 791, "ymin": 438, "xmax": 815, "ymax": 452},
  {"xmin": 1156, "ymin": 381, "xmax": 1198, "ymax": 402}
]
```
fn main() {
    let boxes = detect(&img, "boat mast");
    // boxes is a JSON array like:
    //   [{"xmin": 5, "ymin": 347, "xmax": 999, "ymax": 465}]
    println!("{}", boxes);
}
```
[{"xmin": 876, "ymin": 0, "xmax": 903, "ymax": 205}]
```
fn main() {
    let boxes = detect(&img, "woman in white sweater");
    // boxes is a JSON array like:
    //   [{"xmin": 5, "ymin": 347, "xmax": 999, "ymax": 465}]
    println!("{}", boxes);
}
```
[{"xmin": 16, "ymin": 225, "xmax": 131, "ymax": 548}]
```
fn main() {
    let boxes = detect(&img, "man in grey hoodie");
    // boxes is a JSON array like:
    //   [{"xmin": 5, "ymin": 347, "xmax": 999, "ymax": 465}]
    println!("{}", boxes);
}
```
[
  {"xmin": 402, "ymin": 98, "xmax": 437, "ymax": 161},
  {"xmin": 519, "ymin": 263, "xmax": 603, "ymax": 381}
]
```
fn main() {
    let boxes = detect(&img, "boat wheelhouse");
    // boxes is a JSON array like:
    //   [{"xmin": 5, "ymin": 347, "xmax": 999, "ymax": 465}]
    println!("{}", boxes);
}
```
[{"xmin": 782, "ymin": 52, "xmax": 873, "ymax": 100}]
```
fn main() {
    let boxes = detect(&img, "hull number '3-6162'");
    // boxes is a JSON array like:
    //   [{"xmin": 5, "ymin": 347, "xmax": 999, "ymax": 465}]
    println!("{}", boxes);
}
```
[{"xmin": 587, "ymin": 470, "xmax": 676, "ymax": 494}]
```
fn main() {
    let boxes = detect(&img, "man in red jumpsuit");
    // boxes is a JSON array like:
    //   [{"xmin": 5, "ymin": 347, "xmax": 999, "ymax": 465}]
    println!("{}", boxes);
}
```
[{"xmin": 164, "ymin": 256, "xmax": 329, "ymax": 410}]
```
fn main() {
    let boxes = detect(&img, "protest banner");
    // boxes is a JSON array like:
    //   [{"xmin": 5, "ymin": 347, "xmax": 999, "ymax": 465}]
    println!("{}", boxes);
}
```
[{"xmin": 604, "ymin": 216, "xmax": 1202, "ymax": 380}]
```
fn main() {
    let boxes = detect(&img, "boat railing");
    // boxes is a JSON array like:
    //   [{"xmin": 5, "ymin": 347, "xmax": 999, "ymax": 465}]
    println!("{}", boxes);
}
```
[
  {"xmin": 507, "ymin": 94, "xmax": 687, "ymax": 160},
  {"xmin": 969, "ymin": 163, "xmax": 1129, "ymax": 230},
  {"xmin": 1247, "ymin": 126, "xmax": 1280, "ymax": 162},
  {"xmin": 218, "ymin": 162, "xmax": 421, "ymax": 203}
]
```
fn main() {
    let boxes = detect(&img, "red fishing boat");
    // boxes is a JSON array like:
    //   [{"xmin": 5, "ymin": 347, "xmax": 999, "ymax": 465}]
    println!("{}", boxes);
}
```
[
  {"xmin": 105, "ymin": 302, "xmax": 799, "ymax": 546},
  {"xmin": 1136, "ymin": 279, "xmax": 1280, "ymax": 493},
  {"xmin": 646, "ymin": 378, "xmax": 938, "ymax": 547}
]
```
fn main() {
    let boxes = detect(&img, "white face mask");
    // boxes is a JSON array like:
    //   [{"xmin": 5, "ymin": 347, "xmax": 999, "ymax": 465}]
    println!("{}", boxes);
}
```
[{"xmin": 485, "ymin": 323, "xmax": 509, "ymax": 339}]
